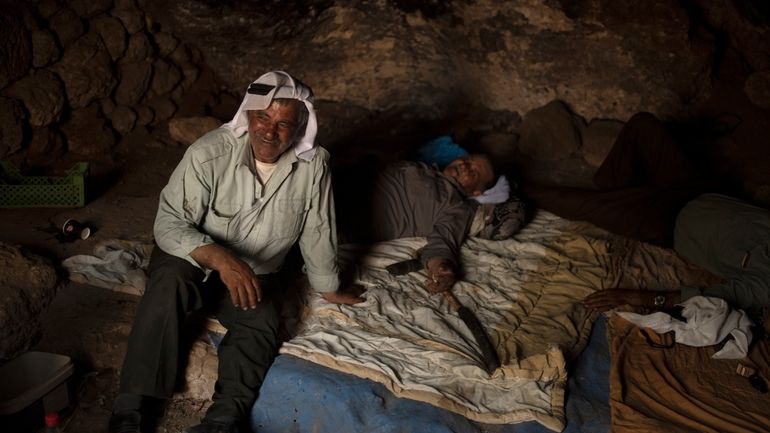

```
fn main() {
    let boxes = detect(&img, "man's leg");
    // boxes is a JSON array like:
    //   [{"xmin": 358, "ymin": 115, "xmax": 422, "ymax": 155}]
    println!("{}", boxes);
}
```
[
  {"xmin": 593, "ymin": 112, "xmax": 703, "ymax": 190},
  {"xmin": 191, "ymin": 275, "xmax": 281, "ymax": 430},
  {"xmin": 110, "ymin": 247, "xmax": 206, "ymax": 431},
  {"xmin": 523, "ymin": 112, "xmax": 706, "ymax": 247}
]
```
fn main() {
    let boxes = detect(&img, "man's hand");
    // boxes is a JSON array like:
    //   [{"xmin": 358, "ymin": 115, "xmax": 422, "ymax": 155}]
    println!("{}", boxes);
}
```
[
  {"xmin": 583, "ymin": 289, "xmax": 680, "ymax": 312},
  {"xmin": 424, "ymin": 258, "xmax": 456, "ymax": 294},
  {"xmin": 322, "ymin": 284, "xmax": 367, "ymax": 305},
  {"xmin": 190, "ymin": 244, "xmax": 261, "ymax": 309}
]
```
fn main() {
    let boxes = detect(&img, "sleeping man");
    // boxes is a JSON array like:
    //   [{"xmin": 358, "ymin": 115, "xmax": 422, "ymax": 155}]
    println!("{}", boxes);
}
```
[{"xmin": 335, "ymin": 153, "xmax": 526, "ymax": 293}]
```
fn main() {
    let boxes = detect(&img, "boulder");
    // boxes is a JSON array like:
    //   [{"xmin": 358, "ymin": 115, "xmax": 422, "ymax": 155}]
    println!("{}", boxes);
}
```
[
  {"xmin": 115, "ymin": 60, "xmax": 153, "ymax": 105},
  {"xmin": 135, "ymin": 104, "xmax": 155, "ymax": 127},
  {"xmin": 152, "ymin": 31, "xmax": 179, "ymax": 57},
  {"xmin": 518, "ymin": 100, "xmax": 583, "ymax": 161},
  {"xmin": 149, "ymin": 58, "xmax": 182, "ymax": 97},
  {"xmin": 167, "ymin": 116, "xmax": 221, "ymax": 146},
  {"xmin": 61, "ymin": 104, "xmax": 116, "ymax": 156},
  {"xmin": 31, "ymin": 29, "xmax": 60, "ymax": 68},
  {"xmin": 111, "ymin": 4, "xmax": 146, "ymax": 35},
  {"xmin": 26, "ymin": 126, "xmax": 66, "ymax": 164},
  {"xmin": 0, "ymin": 97, "xmax": 25, "ymax": 158},
  {"xmin": 0, "ymin": 8, "xmax": 32, "ymax": 89},
  {"xmin": 68, "ymin": 0, "xmax": 114, "ymax": 19},
  {"xmin": 0, "ymin": 242, "xmax": 61, "ymax": 360},
  {"xmin": 109, "ymin": 104, "xmax": 138, "ymax": 135},
  {"xmin": 47, "ymin": 7, "xmax": 85, "ymax": 48},
  {"xmin": 51, "ymin": 33, "xmax": 117, "ymax": 109},
  {"xmin": 90, "ymin": 14, "xmax": 128, "ymax": 61},
  {"xmin": 3, "ymin": 70, "xmax": 66, "ymax": 127},
  {"xmin": 146, "ymin": 97, "xmax": 177, "ymax": 123},
  {"xmin": 121, "ymin": 30, "xmax": 154, "ymax": 63}
]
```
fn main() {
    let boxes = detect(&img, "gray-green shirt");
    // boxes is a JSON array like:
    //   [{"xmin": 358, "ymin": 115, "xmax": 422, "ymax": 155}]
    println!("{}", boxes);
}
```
[
  {"xmin": 367, "ymin": 162, "xmax": 476, "ymax": 267},
  {"xmin": 675, "ymin": 193, "xmax": 770, "ymax": 310},
  {"xmin": 154, "ymin": 128, "xmax": 339, "ymax": 293}
]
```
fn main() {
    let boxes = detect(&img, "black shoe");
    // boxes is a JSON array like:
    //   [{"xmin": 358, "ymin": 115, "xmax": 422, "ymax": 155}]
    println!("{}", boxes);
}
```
[
  {"xmin": 108, "ymin": 409, "xmax": 142, "ymax": 433},
  {"xmin": 184, "ymin": 416, "xmax": 242, "ymax": 433}
]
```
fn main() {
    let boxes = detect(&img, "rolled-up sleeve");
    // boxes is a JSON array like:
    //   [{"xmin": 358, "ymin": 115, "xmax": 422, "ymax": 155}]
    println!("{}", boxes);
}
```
[
  {"xmin": 153, "ymin": 148, "xmax": 216, "ymax": 269},
  {"xmin": 298, "ymin": 152, "xmax": 340, "ymax": 293}
]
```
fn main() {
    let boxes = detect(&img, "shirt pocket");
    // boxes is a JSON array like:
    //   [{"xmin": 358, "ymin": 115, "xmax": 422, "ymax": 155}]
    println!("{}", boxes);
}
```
[
  {"xmin": 268, "ymin": 198, "xmax": 308, "ymax": 241},
  {"xmin": 204, "ymin": 203, "xmax": 247, "ymax": 244}
]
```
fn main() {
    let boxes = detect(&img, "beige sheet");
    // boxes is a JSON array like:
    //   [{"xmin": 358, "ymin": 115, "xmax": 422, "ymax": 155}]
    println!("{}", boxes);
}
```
[{"xmin": 280, "ymin": 210, "xmax": 622, "ymax": 431}]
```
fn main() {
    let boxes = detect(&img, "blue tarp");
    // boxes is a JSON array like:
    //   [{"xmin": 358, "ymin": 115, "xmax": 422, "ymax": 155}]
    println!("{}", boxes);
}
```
[{"xmin": 250, "ymin": 317, "xmax": 610, "ymax": 433}]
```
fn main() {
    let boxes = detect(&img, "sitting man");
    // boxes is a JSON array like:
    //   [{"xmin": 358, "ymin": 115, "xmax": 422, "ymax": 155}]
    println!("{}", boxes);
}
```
[
  {"xmin": 523, "ymin": 112, "xmax": 769, "ymax": 329},
  {"xmin": 108, "ymin": 71, "xmax": 363, "ymax": 433},
  {"xmin": 336, "ymin": 153, "xmax": 526, "ymax": 293}
]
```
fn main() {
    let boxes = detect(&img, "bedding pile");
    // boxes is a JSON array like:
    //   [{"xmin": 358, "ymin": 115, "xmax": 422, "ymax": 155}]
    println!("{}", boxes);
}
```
[{"xmin": 280, "ymin": 210, "xmax": 622, "ymax": 431}]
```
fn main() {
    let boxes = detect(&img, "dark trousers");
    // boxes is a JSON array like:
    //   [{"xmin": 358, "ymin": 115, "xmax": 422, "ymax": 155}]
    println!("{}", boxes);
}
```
[
  {"xmin": 118, "ymin": 247, "xmax": 281, "ymax": 420},
  {"xmin": 522, "ymin": 112, "xmax": 706, "ymax": 247}
]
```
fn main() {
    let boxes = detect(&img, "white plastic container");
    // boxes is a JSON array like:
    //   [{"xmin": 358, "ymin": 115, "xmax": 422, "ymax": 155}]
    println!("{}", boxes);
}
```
[{"xmin": 0, "ymin": 351, "xmax": 74, "ymax": 433}]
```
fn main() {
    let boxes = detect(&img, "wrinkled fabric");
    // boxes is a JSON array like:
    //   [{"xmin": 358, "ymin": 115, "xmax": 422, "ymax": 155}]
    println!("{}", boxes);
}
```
[
  {"xmin": 62, "ymin": 239, "xmax": 153, "ymax": 296},
  {"xmin": 617, "ymin": 296, "xmax": 754, "ymax": 359},
  {"xmin": 607, "ymin": 314, "xmax": 770, "ymax": 433},
  {"xmin": 281, "ymin": 210, "xmax": 620, "ymax": 431}
]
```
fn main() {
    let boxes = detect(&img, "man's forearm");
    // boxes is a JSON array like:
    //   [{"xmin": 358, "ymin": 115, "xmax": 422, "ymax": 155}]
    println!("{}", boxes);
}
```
[{"xmin": 189, "ymin": 243, "xmax": 234, "ymax": 272}]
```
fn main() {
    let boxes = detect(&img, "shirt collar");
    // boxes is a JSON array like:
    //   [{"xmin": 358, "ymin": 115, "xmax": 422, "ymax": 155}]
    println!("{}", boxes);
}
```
[{"xmin": 236, "ymin": 136, "xmax": 299, "ymax": 174}]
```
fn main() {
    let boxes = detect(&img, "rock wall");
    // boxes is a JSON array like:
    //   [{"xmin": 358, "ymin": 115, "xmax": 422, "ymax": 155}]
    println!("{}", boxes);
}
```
[
  {"xmin": 2, "ymin": 0, "xmax": 769, "ymax": 196},
  {"xmin": 1, "ymin": 0, "xmax": 215, "ymax": 161},
  {"xmin": 125, "ymin": 0, "xmax": 770, "ymax": 200}
]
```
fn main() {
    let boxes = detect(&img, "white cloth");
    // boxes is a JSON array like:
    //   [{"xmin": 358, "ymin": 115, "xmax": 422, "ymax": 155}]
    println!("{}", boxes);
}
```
[
  {"xmin": 223, "ymin": 71, "xmax": 318, "ymax": 161},
  {"xmin": 617, "ymin": 295, "xmax": 754, "ymax": 359},
  {"xmin": 473, "ymin": 175, "xmax": 510, "ymax": 204},
  {"xmin": 62, "ymin": 239, "xmax": 153, "ymax": 296}
]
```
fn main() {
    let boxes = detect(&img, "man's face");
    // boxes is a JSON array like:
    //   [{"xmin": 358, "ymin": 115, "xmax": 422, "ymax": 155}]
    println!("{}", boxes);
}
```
[
  {"xmin": 247, "ymin": 100, "xmax": 300, "ymax": 163},
  {"xmin": 442, "ymin": 154, "xmax": 494, "ymax": 196}
]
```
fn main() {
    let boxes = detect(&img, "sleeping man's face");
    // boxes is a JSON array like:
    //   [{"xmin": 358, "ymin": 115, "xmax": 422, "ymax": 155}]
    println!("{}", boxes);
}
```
[{"xmin": 442, "ymin": 154, "xmax": 494, "ymax": 196}]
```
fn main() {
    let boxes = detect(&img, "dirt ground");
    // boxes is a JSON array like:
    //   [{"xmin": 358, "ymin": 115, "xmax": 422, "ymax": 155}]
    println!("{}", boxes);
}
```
[{"xmin": 1, "ymin": 130, "xmax": 212, "ymax": 432}]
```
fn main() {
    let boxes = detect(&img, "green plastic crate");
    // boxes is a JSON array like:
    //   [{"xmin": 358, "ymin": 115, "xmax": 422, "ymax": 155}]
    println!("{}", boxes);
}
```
[{"xmin": 0, "ymin": 161, "xmax": 89, "ymax": 208}]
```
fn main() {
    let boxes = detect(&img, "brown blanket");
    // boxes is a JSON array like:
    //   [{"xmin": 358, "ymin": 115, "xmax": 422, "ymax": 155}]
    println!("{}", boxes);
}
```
[{"xmin": 607, "ymin": 314, "xmax": 770, "ymax": 433}]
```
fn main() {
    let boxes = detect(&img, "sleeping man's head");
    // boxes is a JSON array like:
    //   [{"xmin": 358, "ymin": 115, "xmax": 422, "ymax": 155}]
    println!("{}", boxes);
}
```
[{"xmin": 442, "ymin": 154, "xmax": 495, "ymax": 196}]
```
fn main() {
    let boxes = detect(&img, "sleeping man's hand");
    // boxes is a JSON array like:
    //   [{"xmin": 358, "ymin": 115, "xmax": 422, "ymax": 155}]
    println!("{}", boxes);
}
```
[{"xmin": 424, "ymin": 257, "xmax": 456, "ymax": 294}]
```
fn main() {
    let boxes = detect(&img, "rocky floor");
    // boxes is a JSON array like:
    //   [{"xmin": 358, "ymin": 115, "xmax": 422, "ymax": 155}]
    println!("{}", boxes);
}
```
[{"xmin": 1, "ymin": 130, "xmax": 215, "ymax": 432}]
